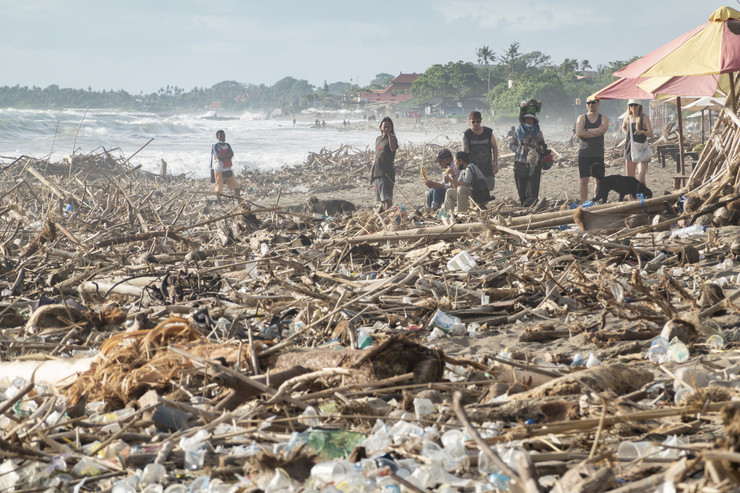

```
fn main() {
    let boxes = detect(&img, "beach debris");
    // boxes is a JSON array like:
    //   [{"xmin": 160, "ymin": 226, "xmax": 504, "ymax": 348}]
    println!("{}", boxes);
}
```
[{"xmin": 1, "ymin": 109, "xmax": 740, "ymax": 491}]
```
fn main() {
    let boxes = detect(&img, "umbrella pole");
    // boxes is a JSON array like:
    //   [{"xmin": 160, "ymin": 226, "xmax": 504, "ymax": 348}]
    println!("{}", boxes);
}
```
[
  {"xmin": 701, "ymin": 109, "xmax": 705, "ymax": 145},
  {"xmin": 731, "ymin": 72, "xmax": 738, "ymax": 112},
  {"xmin": 676, "ymin": 96, "xmax": 686, "ymax": 176}
]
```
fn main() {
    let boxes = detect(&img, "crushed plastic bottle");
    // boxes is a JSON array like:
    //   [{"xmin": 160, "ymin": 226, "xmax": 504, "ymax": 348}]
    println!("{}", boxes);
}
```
[{"xmin": 671, "ymin": 224, "xmax": 706, "ymax": 238}]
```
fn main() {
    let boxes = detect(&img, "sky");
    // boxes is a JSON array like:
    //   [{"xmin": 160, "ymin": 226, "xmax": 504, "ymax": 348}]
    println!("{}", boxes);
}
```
[{"xmin": 0, "ymin": 0, "xmax": 736, "ymax": 94}]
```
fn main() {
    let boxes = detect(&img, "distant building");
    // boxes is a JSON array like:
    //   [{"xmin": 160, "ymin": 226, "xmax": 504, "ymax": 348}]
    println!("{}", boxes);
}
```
[
  {"xmin": 359, "ymin": 73, "xmax": 419, "ymax": 104},
  {"xmin": 422, "ymin": 97, "xmax": 490, "ymax": 117}
]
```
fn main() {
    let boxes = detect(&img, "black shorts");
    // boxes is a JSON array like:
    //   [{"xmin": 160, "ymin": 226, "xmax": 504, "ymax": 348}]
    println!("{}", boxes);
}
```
[
  {"xmin": 578, "ymin": 155, "xmax": 604, "ymax": 178},
  {"xmin": 221, "ymin": 169, "xmax": 234, "ymax": 179}
]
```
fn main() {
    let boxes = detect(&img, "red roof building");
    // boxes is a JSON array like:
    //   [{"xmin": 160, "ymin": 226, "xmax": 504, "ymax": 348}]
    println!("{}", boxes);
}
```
[{"xmin": 359, "ymin": 73, "xmax": 419, "ymax": 104}]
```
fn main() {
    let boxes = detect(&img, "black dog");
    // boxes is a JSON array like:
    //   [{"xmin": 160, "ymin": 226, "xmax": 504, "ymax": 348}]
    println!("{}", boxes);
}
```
[
  {"xmin": 590, "ymin": 163, "xmax": 652, "ymax": 203},
  {"xmin": 593, "ymin": 175, "xmax": 653, "ymax": 203}
]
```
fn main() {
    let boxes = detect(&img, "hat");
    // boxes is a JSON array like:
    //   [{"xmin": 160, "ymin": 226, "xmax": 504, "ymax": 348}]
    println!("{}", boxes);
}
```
[
  {"xmin": 523, "ymin": 113, "xmax": 539, "ymax": 122},
  {"xmin": 435, "ymin": 148, "xmax": 452, "ymax": 162},
  {"xmin": 627, "ymin": 99, "xmax": 642, "ymax": 106},
  {"xmin": 469, "ymin": 111, "xmax": 482, "ymax": 120}
]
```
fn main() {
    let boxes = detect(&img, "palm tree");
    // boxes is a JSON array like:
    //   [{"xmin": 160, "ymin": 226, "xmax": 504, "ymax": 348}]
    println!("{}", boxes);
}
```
[
  {"xmin": 500, "ymin": 42, "xmax": 521, "ymax": 77},
  {"xmin": 476, "ymin": 45, "xmax": 495, "ymax": 93},
  {"xmin": 580, "ymin": 59, "xmax": 592, "ymax": 72}
]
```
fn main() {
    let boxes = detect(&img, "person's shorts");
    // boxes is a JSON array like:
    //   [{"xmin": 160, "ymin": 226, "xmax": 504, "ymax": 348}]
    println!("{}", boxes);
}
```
[
  {"xmin": 373, "ymin": 176, "xmax": 394, "ymax": 203},
  {"xmin": 215, "ymin": 170, "xmax": 240, "ymax": 190},
  {"xmin": 578, "ymin": 155, "xmax": 604, "ymax": 179}
]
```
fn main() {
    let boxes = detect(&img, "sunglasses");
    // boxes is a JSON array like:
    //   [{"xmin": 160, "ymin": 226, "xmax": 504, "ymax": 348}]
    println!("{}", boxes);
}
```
[
  {"xmin": 586, "ymin": 101, "xmax": 598, "ymax": 105},
  {"xmin": 470, "ymin": 119, "xmax": 481, "ymax": 123},
  {"xmin": 629, "ymin": 103, "xmax": 640, "ymax": 107}
]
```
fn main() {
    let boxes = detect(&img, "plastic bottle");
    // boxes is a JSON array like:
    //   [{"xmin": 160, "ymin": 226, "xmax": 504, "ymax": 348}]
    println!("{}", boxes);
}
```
[
  {"xmin": 671, "ymin": 224, "xmax": 706, "ymax": 238},
  {"xmin": 428, "ymin": 309, "xmax": 462, "ymax": 332},
  {"xmin": 580, "ymin": 200, "xmax": 595, "ymax": 208},
  {"xmin": 414, "ymin": 398, "xmax": 435, "ymax": 420}
]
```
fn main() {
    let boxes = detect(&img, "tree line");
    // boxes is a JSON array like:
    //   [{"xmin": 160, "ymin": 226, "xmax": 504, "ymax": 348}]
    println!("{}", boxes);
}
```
[{"xmin": 0, "ymin": 44, "xmax": 635, "ymax": 120}]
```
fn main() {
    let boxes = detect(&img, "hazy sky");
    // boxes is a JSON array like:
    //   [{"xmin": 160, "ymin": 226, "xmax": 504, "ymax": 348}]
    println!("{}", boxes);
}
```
[{"xmin": 0, "ymin": 0, "xmax": 734, "ymax": 93}]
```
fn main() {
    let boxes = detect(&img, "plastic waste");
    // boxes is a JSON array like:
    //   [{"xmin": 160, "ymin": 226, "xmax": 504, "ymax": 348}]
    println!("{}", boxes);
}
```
[
  {"xmin": 717, "ymin": 258, "xmax": 734, "ymax": 270},
  {"xmin": 669, "ymin": 337, "xmax": 689, "ymax": 363},
  {"xmin": 570, "ymin": 353, "xmax": 585, "ymax": 368},
  {"xmin": 447, "ymin": 250, "xmax": 478, "ymax": 272},
  {"xmin": 428, "ymin": 309, "xmax": 461, "ymax": 333},
  {"xmin": 706, "ymin": 334, "xmax": 724, "ymax": 349},
  {"xmin": 427, "ymin": 327, "xmax": 446, "ymax": 341},
  {"xmin": 580, "ymin": 200, "xmax": 595, "ymax": 208},
  {"xmin": 111, "ymin": 477, "xmax": 138, "ymax": 493},
  {"xmin": 617, "ymin": 441, "xmax": 655, "ymax": 459},
  {"xmin": 585, "ymin": 353, "xmax": 601, "ymax": 368},
  {"xmin": 448, "ymin": 323, "xmax": 467, "ymax": 336},
  {"xmin": 647, "ymin": 336, "xmax": 670, "ymax": 363},
  {"xmin": 357, "ymin": 327, "xmax": 373, "ymax": 348},
  {"xmin": 178, "ymin": 430, "xmax": 210, "ymax": 471},
  {"xmin": 671, "ymin": 224, "xmax": 706, "ymax": 238},
  {"xmin": 467, "ymin": 322, "xmax": 481, "ymax": 335},
  {"xmin": 488, "ymin": 473, "xmax": 511, "ymax": 491},
  {"xmin": 299, "ymin": 406, "xmax": 321, "ymax": 427},
  {"xmin": 413, "ymin": 397, "xmax": 435, "ymax": 420},
  {"xmin": 307, "ymin": 430, "xmax": 366, "ymax": 459},
  {"xmin": 140, "ymin": 463, "xmax": 166, "ymax": 485}
]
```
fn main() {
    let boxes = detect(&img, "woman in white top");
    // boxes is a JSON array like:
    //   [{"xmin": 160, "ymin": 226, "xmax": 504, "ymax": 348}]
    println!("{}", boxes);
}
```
[{"xmin": 621, "ymin": 100, "xmax": 654, "ymax": 185}]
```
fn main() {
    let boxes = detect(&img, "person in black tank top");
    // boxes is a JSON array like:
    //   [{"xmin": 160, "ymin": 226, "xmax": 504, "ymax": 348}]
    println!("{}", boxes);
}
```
[{"xmin": 575, "ymin": 99, "xmax": 609, "ymax": 202}]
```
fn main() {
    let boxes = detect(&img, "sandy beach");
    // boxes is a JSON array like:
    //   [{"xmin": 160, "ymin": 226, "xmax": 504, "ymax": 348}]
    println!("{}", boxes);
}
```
[{"xmin": 257, "ymin": 115, "xmax": 685, "ymax": 213}]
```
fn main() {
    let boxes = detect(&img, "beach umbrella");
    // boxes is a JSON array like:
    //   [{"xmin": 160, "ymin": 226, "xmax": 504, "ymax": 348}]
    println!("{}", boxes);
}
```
[
  {"xmin": 682, "ymin": 96, "xmax": 727, "ymax": 144},
  {"xmin": 595, "ymin": 6, "xmax": 740, "ymax": 175},
  {"xmin": 614, "ymin": 6, "xmax": 740, "ymax": 106}
]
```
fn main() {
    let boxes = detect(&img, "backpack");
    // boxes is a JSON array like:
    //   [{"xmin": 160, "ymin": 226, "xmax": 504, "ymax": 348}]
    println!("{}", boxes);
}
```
[{"xmin": 468, "ymin": 164, "xmax": 491, "ymax": 205}]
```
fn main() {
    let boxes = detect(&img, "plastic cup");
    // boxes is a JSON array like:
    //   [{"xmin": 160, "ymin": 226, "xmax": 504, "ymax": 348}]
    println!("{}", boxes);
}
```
[{"xmin": 617, "ymin": 441, "xmax": 655, "ymax": 460}]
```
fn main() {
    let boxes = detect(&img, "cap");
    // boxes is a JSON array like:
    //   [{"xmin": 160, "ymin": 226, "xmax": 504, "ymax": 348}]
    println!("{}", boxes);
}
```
[
  {"xmin": 523, "ymin": 113, "xmax": 539, "ymax": 122},
  {"xmin": 435, "ymin": 148, "xmax": 452, "ymax": 162},
  {"xmin": 469, "ymin": 111, "xmax": 482, "ymax": 120},
  {"xmin": 627, "ymin": 99, "xmax": 642, "ymax": 106}
]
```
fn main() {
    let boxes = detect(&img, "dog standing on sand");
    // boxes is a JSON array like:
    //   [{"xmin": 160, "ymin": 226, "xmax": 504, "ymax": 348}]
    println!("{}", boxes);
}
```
[{"xmin": 591, "ymin": 165, "xmax": 652, "ymax": 203}]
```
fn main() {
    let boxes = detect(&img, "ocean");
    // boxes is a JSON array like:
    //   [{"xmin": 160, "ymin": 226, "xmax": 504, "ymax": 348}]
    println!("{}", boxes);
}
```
[{"xmin": 0, "ymin": 108, "xmax": 449, "ymax": 179}]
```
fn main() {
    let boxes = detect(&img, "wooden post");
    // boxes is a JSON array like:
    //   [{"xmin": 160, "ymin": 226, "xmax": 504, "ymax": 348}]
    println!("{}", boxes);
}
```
[
  {"xmin": 676, "ymin": 96, "xmax": 686, "ymax": 176},
  {"xmin": 730, "ymin": 72, "xmax": 737, "ymax": 113},
  {"xmin": 159, "ymin": 159, "xmax": 167, "ymax": 178}
]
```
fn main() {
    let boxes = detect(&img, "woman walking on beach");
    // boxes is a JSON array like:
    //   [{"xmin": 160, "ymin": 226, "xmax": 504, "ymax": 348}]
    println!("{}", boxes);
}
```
[
  {"xmin": 622, "ymin": 100, "xmax": 654, "ymax": 185},
  {"xmin": 369, "ymin": 117, "xmax": 398, "ymax": 211},
  {"xmin": 510, "ymin": 113, "xmax": 546, "ymax": 207}
]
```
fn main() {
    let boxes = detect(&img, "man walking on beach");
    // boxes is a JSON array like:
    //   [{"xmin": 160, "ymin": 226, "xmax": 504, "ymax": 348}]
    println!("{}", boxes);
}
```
[
  {"xmin": 462, "ymin": 111, "xmax": 499, "ymax": 194},
  {"xmin": 211, "ymin": 130, "xmax": 241, "ymax": 202},
  {"xmin": 575, "ymin": 99, "xmax": 609, "ymax": 202}
]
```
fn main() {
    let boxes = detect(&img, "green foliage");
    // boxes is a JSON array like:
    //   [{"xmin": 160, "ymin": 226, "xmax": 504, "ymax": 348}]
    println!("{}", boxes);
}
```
[{"xmin": 411, "ymin": 61, "xmax": 485, "ymax": 101}]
